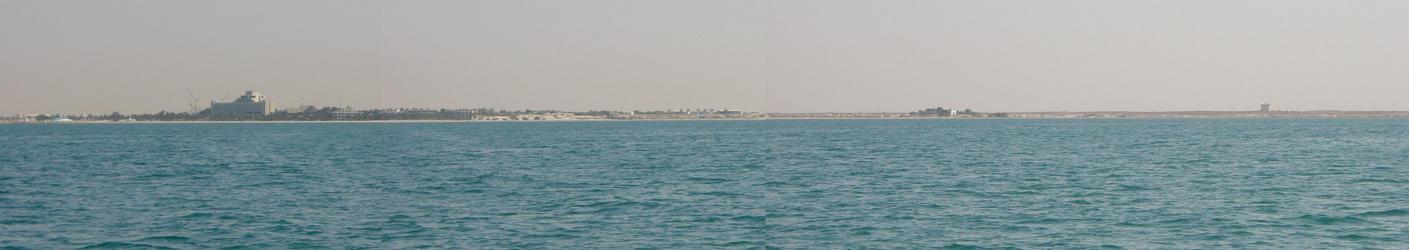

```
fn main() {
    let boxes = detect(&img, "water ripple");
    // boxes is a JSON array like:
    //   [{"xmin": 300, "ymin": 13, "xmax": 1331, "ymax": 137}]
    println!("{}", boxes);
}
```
[{"xmin": 3, "ymin": 119, "xmax": 1409, "ymax": 248}]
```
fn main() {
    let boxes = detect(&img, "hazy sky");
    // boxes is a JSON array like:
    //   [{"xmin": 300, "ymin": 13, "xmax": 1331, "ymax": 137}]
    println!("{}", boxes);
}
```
[{"xmin": 4, "ymin": 0, "xmax": 1409, "ymax": 114}]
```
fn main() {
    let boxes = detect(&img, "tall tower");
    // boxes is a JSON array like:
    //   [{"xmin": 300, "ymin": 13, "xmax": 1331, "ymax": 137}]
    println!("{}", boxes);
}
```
[{"xmin": 1260, "ymin": 102, "xmax": 1271, "ymax": 112}]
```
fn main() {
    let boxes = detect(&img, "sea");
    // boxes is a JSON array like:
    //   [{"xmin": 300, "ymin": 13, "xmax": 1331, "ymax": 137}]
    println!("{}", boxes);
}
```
[{"xmin": 3, "ymin": 119, "xmax": 1409, "ymax": 249}]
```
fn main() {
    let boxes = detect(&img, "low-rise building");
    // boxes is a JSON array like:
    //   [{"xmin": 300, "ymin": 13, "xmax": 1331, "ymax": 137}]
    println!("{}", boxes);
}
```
[{"xmin": 332, "ymin": 107, "xmax": 363, "ymax": 120}]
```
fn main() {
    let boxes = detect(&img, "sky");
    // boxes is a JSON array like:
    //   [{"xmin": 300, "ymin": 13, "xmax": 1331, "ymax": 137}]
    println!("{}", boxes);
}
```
[{"xmin": 3, "ymin": 0, "xmax": 1409, "ymax": 114}]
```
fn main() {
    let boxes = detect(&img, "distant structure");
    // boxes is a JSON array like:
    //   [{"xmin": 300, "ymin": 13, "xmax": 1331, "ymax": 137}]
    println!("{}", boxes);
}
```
[
  {"xmin": 210, "ymin": 90, "xmax": 273, "ymax": 116},
  {"xmin": 331, "ymin": 107, "xmax": 363, "ymax": 120},
  {"xmin": 1260, "ymin": 102, "xmax": 1271, "ymax": 112}
]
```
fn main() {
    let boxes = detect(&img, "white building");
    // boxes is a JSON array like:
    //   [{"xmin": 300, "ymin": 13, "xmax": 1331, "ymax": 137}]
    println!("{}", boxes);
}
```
[
  {"xmin": 210, "ymin": 91, "xmax": 273, "ymax": 115},
  {"xmin": 1260, "ymin": 102, "xmax": 1271, "ymax": 112},
  {"xmin": 331, "ymin": 107, "xmax": 363, "ymax": 120}
]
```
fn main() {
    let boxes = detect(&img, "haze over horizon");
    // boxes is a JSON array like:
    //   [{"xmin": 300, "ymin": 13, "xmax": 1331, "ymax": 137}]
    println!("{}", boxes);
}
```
[{"xmin": 4, "ymin": 0, "xmax": 1409, "ymax": 115}]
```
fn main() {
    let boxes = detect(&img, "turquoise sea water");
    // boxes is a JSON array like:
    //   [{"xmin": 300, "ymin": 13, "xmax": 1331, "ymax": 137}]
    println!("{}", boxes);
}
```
[{"xmin": 3, "ymin": 119, "xmax": 1409, "ymax": 248}]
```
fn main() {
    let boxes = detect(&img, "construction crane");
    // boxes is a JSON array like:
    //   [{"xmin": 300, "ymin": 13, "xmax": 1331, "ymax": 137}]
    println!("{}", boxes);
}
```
[{"xmin": 185, "ymin": 88, "xmax": 205, "ymax": 115}]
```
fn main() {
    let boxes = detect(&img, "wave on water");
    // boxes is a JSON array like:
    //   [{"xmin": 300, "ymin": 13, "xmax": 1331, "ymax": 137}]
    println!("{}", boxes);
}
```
[
  {"xmin": 6, "ymin": 120, "xmax": 1409, "ymax": 248},
  {"xmin": 1354, "ymin": 209, "xmax": 1409, "ymax": 218},
  {"xmin": 1294, "ymin": 214, "xmax": 1373, "ymax": 225}
]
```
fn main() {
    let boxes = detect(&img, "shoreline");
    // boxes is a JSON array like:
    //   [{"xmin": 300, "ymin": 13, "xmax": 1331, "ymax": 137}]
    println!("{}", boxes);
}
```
[{"xmin": 9, "ymin": 115, "xmax": 1409, "ymax": 124}]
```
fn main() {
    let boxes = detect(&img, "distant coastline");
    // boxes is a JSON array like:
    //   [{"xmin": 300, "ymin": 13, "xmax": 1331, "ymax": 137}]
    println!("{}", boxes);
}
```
[
  {"xmin": 15, "ymin": 90, "xmax": 1385, "ymax": 123},
  {"xmin": 1005, "ymin": 110, "xmax": 1409, "ymax": 118},
  {"xmin": 10, "ymin": 110, "xmax": 1409, "ymax": 124}
]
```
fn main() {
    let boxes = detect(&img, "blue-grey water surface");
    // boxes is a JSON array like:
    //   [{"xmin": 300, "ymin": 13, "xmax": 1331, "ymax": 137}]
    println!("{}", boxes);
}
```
[{"xmin": 4, "ymin": 119, "xmax": 1409, "ymax": 248}]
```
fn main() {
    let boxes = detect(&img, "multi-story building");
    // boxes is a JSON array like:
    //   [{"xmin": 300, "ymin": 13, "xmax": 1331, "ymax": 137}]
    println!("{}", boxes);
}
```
[
  {"xmin": 332, "ymin": 107, "xmax": 364, "ymax": 120},
  {"xmin": 210, "ymin": 91, "xmax": 274, "ymax": 116}
]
